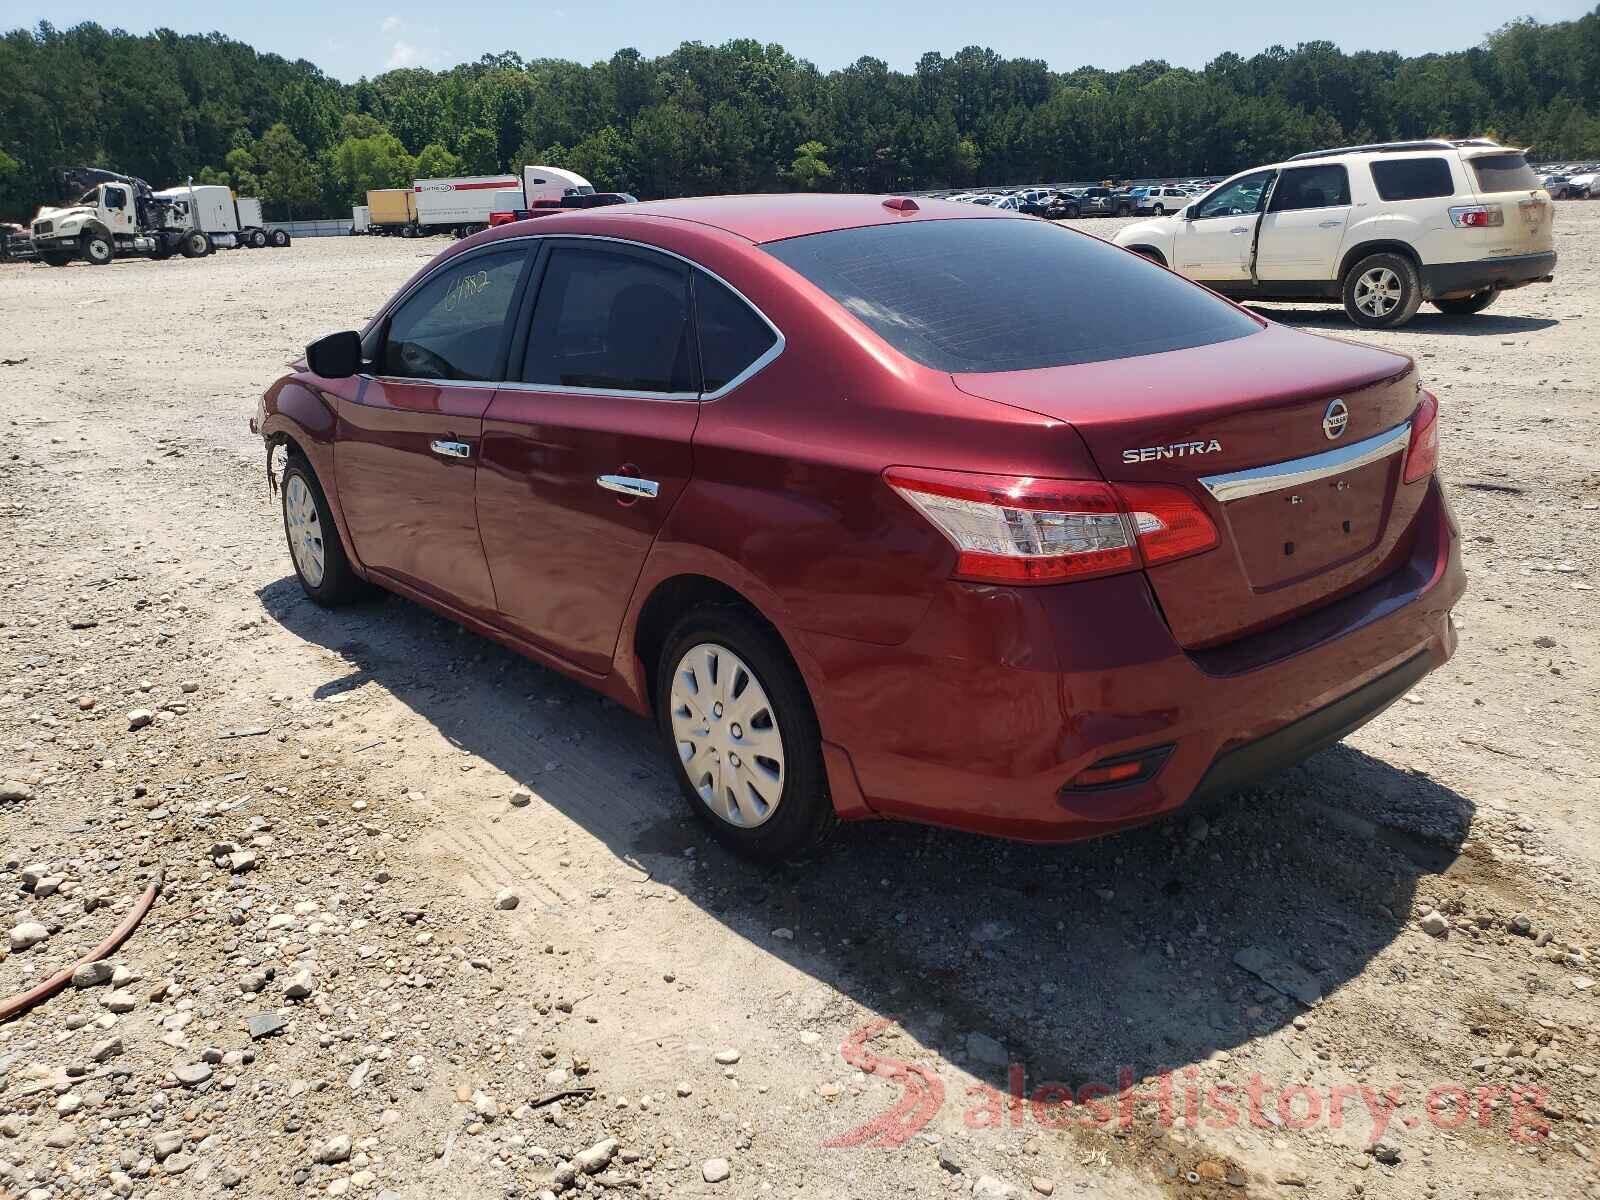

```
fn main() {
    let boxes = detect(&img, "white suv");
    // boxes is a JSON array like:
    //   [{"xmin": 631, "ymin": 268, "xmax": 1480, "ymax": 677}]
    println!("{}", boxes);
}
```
[{"xmin": 1113, "ymin": 139, "xmax": 1556, "ymax": 327}]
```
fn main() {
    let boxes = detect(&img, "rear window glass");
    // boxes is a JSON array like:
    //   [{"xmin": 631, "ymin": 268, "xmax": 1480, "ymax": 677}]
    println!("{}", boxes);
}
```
[
  {"xmin": 763, "ymin": 218, "xmax": 1260, "ymax": 373},
  {"xmin": 1369, "ymin": 157, "xmax": 1456, "ymax": 201},
  {"xmin": 1469, "ymin": 153, "xmax": 1540, "ymax": 193}
]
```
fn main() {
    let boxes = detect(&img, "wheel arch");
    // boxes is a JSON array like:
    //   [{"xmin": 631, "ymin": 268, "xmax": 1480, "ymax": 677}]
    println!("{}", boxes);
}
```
[
  {"xmin": 1125, "ymin": 244, "xmax": 1168, "ymax": 268},
  {"xmin": 1337, "ymin": 240, "xmax": 1423, "ymax": 284},
  {"xmin": 260, "ymin": 383, "xmax": 363, "ymax": 577},
  {"xmin": 622, "ymin": 567, "xmax": 872, "ymax": 821}
]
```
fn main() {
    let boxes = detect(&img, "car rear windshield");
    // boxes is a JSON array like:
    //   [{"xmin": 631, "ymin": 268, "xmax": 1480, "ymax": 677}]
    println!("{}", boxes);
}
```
[
  {"xmin": 1469, "ymin": 152, "xmax": 1541, "ymax": 193},
  {"xmin": 762, "ymin": 218, "xmax": 1260, "ymax": 373}
]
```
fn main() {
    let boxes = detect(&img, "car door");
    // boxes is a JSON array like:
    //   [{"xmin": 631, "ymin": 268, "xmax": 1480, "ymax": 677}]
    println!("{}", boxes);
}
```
[
  {"xmin": 334, "ymin": 244, "xmax": 534, "ymax": 618},
  {"xmin": 1173, "ymin": 169, "xmax": 1276, "ymax": 283},
  {"xmin": 1254, "ymin": 163, "xmax": 1353, "ymax": 285},
  {"xmin": 478, "ymin": 240, "xmax": 753, "ymax": 675}
]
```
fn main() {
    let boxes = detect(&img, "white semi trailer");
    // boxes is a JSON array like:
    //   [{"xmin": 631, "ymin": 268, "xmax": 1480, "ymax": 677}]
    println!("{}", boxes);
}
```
[{"xmin": 412, "ymin": 174, "xmax": 521, "ymax": 237}]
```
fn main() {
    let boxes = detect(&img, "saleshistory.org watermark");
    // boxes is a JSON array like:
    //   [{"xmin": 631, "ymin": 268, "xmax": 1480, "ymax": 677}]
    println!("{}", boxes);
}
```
[{"xmin": 824, "ymin": 1019, "xmax": 1554, "ymax": 1150}]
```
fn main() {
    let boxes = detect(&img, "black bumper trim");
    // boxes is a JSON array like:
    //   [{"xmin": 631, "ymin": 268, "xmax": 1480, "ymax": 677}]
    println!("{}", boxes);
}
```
[
  {"xmin": 1421, "ymin": 251, "xmax": 1556, "ymax": 298},
  {"xmin": 1191, "ymin": 651, "xmax": 1432, "ymax": 801}
]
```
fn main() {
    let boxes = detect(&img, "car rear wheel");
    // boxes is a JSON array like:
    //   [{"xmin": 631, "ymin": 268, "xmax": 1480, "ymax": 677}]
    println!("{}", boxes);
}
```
[
  {"xmin": 1342, "ymin": 253, "xmax": 1422, "ymax": 328},
  {"xmin": 1432, "ymin": 290, "xmax": 1498, "ymax": 316},
  {"xmin": 657, "ymin": 607, "xmax": 835, "ymax": 862},
  {"xmin": 281, "ymin": 456, "xmax": 372, "ymax": 606}
]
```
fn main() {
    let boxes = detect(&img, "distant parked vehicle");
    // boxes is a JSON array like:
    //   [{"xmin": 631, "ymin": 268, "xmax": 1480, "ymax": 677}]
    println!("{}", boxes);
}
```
[
  {"xmin": 351, "ymin": 205, "xmax": 371, "ymax": 235},
  {"xmin": 1043, "ymin": 192, "xmax": 1083, "ymax": 219},
  {"xmin": 367, "ymin": 188, "xmax": 418, "ymax": 236},
  {"xmin": 1079, "ymin": 187, "xmax": 1134, "ymax": 217},
  {"xmin": 1540, "ymin": 174, "xmax": 1576, "ymax": 198},
  {"xmin": 1139, "ymin": 186, "xmax": 1192, "ymax": 216},
  {"xmin": 1115, "ymin": 138, "xmax": 1556, "ymax": 327}
]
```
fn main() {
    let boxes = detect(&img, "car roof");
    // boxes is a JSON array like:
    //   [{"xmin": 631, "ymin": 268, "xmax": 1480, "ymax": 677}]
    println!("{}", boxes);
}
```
[{"xmin": 542, "ymin": 193, "xmax": 1012, "ymax": 244}]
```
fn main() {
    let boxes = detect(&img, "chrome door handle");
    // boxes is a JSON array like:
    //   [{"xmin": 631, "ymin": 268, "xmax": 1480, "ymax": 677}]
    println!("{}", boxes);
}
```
[
  {"xmin": 1318, "ymin": 219, "xmax": 1343, "ymax": 228},
  {"xmin": 597, "ymin": 474, "xmax": 659, "ymax": 499},
  {"xmin": 430, "ymin": 439, "xmax": 471, "ymax": 460},
  {"xmin": 1230, "ymin": 226, "xmax": 1249, "ymax": 235}
]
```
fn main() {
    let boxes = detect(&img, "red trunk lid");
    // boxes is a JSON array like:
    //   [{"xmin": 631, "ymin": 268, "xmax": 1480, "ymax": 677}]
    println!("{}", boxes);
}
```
[{"xmin": 954, "ymin": 325, "xmax": 1430, "ymax": 649}]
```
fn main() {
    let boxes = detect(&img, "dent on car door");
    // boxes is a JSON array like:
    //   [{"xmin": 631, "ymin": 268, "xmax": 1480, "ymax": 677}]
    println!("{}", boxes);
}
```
[
  {"xmin": 477, "ymin": 241, "xmax": 713, "ymax": 675},
  {"xmin": 1175, "ymin": 170, "xmax": 1275, "ymax": 282},
  {"xmin": 334, "ymin": 245, "xmax": 533, "ymax": 616},
  {"xmin": 1255, "ymin": 163, "xmax": 1353, "ymax": 284}
]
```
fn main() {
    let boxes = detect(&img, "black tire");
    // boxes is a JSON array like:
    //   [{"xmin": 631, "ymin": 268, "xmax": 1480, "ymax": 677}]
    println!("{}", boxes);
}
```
[
  {"xmin": 40, "ymin": 253, "xmax": 72, "ymax": 268},
  {"xmin": 81, "ymin": 232, "xmax": 113, "ymax": 266},
  {"xmin": 656, "ymin": 606, "xmax": 836, "ymax": 863},
  {"xmin": 1341, "ymin": 251, "xmax": 1423, "ymax": 329},
  {"xmin": 270, "ymin": 229, "xmax": 290, "ymax": 248},
  {"xmin": 249, "ymin": 229, "xmax": 268, "ymax": 249},
  {"xmin": 1433, "ymin": 290, "xmax": 1498, "ymax": 316},
  {"xmin": 280, "ymin": 455, "xmax": 373, "ymax": 607},
  {"xmin": 179, "ymin": 231, "xmax": 211, "ymax": 259}
]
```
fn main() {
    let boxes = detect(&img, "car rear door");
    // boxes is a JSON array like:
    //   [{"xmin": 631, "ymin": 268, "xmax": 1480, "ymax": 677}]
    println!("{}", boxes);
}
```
[
  {"xmin": 335, "ymin": 244, "xmax": 535, "ymax": 618},
  {"xmin": 476, "ymin": 239, "xmax": 707, "ymax": 675},
  {"xmin": 1255, "ymin": 163, "xmax": 1353, "ymax": 284},
  {"xmin": 1173, "ymin": 169, "xmax": 1276, "ymax": 283}
]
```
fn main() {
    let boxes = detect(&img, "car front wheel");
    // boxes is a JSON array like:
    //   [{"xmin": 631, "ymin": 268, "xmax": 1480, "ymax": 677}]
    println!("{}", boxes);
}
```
[
  {"xmin": 1342, "ymin": 252, "xmax": 1423, "ymax": 328},
  {"xmin": 657, "ymin": 607, "xmax": 835, "ymax": 862},
  {"xmin": 281, "ymin": 455, "xmax": 372, "ymax": 606}
]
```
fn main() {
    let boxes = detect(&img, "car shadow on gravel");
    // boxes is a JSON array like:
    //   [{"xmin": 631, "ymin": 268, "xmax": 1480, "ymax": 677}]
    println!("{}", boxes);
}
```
[
  {"xmin": 1254, "ymin": 306, "xmax": 1560, "ymax": 335},
  {"xmin": 259, "ymin": 575, "xmax": 1473, "ymax": 1102}
]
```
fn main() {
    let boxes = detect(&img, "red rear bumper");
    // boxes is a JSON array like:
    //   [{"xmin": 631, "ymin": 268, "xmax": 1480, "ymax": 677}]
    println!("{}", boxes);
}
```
[{"xmin": 804, "ymin": 479, "xmax": 1464, "ymax": 842}]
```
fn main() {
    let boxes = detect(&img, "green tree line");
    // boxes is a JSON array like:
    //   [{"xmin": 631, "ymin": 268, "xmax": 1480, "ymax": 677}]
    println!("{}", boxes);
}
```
[{"xmin": 2, "ymin": 11, "xmax": 1599, "ymax": 221}]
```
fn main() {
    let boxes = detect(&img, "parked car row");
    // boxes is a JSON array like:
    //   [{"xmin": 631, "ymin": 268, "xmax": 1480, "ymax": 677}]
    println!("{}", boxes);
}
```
[
  {"xmin": 934, "ymin": 178, "xmax": 1222, "ymax": 219},
  {"xmin": 1533, "ymin": 162, "xmax": 1598, "ymax": 199}
]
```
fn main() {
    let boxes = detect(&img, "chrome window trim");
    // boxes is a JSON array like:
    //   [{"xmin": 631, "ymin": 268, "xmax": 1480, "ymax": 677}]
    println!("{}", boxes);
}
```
[
  {"xmin": 358, "ymin": 231, "xmax": 786, "ymax": 402},
  {"xmin": 1199, "ymin": 420, "xmax": 1412, "ymax": 503}
]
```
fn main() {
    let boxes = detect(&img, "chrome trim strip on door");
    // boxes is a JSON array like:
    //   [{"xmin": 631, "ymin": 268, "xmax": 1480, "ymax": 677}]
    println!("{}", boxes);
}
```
[
  {"xmin": 430, "ymin": 439, "xmax": 472, "ymax": 459},
  {"xmin": 1199, "ymin": 420, "xmax": 1412, "ymax": 503}
]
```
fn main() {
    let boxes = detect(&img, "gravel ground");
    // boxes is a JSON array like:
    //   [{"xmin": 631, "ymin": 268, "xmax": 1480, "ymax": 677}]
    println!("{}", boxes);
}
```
[{"xmin": 1, "ymin": 205, "xmax": 1597, "ymax": 1200}]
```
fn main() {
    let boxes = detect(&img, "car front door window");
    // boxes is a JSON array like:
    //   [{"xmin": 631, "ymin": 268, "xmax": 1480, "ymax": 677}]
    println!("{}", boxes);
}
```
[
  {"xmin": 1195, "ymin": 171, "xmax": 1276, "ymax": 219},
  {"xmin": 381, "ymin": 249, "xmax": 529, "ymax": 382}
]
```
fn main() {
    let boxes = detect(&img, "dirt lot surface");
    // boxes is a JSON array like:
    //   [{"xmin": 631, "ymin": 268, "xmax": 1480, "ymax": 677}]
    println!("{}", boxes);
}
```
[{"xmin": 1, "ymin": 205, "xmax": 1597, "ymax": 1200}]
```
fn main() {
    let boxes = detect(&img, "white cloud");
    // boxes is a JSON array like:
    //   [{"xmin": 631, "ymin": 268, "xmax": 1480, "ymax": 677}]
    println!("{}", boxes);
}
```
[
  {"xmin": 378, "ymin": 17, "xmax": 442, "ymax": 71},
  {"xmin": 386, "ymin": 40, "xmax": 423, "ymax": 68},
  {"xmin": 380, "ymin": 15, "xmax": 402, "ymax": 34}
]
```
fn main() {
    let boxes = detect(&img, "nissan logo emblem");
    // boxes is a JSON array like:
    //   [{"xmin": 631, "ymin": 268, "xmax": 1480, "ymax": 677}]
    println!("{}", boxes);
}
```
[{"xmin": 1323, "ymin": 399, "xmax": 1349, "ymax": 441}]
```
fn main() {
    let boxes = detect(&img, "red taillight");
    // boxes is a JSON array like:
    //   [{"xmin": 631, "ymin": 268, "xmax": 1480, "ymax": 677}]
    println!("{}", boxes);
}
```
[
  {"xmin": 884, "ymin": 468, "xmax": 1216, "ymax": 585},
  {"xmin": 1112, "ymin": 483, "xmax": 1220, "ymax": 567},
  {"xmin": 1448, "ymin": 205, "xmax": 1503, "ymax": 228},
  {"xmin": 1404, "ymin": 391, "xmax": 1439, "ymax": 484}
]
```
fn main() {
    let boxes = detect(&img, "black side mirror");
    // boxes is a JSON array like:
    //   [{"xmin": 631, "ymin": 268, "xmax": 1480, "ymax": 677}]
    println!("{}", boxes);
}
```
[{"xmin": 306, "ymin": 330, "xmax": 362, "ymax": 379}]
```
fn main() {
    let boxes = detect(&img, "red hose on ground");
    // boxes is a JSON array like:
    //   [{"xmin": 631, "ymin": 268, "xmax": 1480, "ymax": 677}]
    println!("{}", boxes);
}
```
[{"xmin": 0, "ymin": 871, "xmax": 163, "ymax": 1023}]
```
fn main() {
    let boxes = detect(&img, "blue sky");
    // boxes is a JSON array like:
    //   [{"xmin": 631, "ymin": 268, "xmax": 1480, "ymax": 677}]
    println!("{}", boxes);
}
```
[{"xmin": 10, "ymin": 0, "xmax": 1594, "ymax": 81}]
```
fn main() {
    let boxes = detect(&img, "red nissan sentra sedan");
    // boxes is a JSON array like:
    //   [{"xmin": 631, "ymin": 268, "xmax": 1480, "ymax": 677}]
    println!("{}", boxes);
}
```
[{"xmin": 254, "ymin": 194, "xmax": 1463, "ymax": 861}]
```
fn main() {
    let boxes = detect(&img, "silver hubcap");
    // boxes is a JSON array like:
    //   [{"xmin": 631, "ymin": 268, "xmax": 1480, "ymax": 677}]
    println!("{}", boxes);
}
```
[
  {"xmin": 1355, "ymin": 267, "xmax": 1402, "ymax": 317},
  {"xmin": 284, "ymin": 475, "xmax": 326, "ymax": 587},
  {"xmin": 670, "ymin": 642, "xmax": 785, "ymax": 828}
]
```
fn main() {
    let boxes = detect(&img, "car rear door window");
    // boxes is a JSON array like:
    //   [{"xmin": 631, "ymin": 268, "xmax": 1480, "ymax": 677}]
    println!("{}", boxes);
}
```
[
  {"xmin": 1369, "ymin": 157, "xmax": 1456, "ymax": 201},
  {"xmin": 764, "ymin": 218, "xmax": 1259, "ymax": 373},
  {"xmin": 522, "ymin": 244, "xmax": 696, "ymax": 394},
  {"xmin": 381, "ymin": 248, "xmax": 529, "ymax": 381},
  {"xmin": 1269, "ymin": 164, "xmax": 1351, "ymax": 211},
  {"xmin": 1469, "ymin": 152, "xmax": 1540, "ymax": 193},
  {"xmin": 693, "ymin": 270, "xmax": 777, "ymax": 393}
]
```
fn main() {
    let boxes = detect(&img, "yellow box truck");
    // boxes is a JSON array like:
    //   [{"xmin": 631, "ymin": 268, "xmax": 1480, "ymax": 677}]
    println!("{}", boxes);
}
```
[{"xmin": 366, "ymin": 188, "xmax": 417, "ymax": 236}]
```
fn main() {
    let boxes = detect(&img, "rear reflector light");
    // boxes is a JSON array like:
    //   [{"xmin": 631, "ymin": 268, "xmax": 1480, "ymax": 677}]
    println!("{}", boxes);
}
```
[
  {"xmin": 1403, "ymin": 391, "xmax": 1439, "ymax": 484},
  {"xmin": 1062, "ymin": 746, "xmax": 1173, "ymax": 792},
  {"xmin": 1448, "ymin": 205, "xmax": 1503, "ymax": 228},
  {"xmin": 884, "ymin": 468, "xmax": 1216, "ymax": 584}
]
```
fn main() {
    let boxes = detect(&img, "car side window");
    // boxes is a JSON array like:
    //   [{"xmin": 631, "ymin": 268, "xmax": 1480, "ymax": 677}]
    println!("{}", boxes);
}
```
[
  {"xmin": 693, "ymin": 271, "xmax": 777, "ymax": 393},
  {"xmin": 381, "ymin": 249, "xmax": 528, "ymax": 381},
  {"xmin": 1369, "ymin": 157, "xmax": 1456, "ymax": 201},
  {"xmin": 1269, "ymin": 164, "xmax": 1351, "ymax": 212},
  {"xmin": 521, "ymin": 245, "xmax": 696, "ymax": 394},
  {"xmin": 1194, "ymin": 171, "xmax": 1276, "ymax": 219}
]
